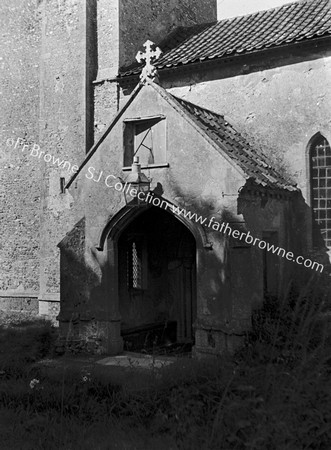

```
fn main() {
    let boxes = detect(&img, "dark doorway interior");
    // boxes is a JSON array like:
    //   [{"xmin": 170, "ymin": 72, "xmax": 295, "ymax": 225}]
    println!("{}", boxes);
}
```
[{"xmin": 118, "ymin": 206, "xmax": 196, "ymax": 355}]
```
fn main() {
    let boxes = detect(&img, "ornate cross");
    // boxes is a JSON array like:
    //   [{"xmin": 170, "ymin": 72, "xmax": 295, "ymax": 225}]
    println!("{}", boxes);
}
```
[{"xmin": 136, "ymin": 40, "xmax": 162, "ymax": 82}]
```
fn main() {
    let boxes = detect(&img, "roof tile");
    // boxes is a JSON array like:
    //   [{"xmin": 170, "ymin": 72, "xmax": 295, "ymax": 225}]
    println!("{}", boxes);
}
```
[
  {"xmin": 171, "ymin": 95, "xmax": 297, "ymax": 191},
  {"xmin": 119, "ymin": 0, "xmax": 331, "ymax": 77}
]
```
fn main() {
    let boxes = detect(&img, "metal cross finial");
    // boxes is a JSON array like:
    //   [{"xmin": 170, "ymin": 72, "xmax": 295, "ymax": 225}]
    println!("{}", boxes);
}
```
[{"xmin": 136, "ymin": 40, "xmax": 162, "ymax": 82}]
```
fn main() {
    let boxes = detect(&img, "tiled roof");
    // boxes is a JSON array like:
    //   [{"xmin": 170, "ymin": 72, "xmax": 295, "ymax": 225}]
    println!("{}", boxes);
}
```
[
  {"xmin": 119, "ymin": 0, "xmax": 331, "ymax": 77},
  {"xmin": 118, "ymin": 22, "xmax": 215, "ymax": 76},
  {"xmin": 172, "ymin": 95, "xmax": 297, "ymax": 191}
]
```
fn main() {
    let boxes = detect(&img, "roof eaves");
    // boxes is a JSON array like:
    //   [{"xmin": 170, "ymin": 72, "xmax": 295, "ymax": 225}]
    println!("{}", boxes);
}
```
[
  {"xmin": 146, "ymin": 82, "xmax": 249, "ymax": 181},
  {"xmin": 118, "ymin": 0, "xmax": 331, "ymax": 77},
  {"xmin": 118, "ymin": 33, "xmax": 331, "ymax": 79},
  {"xmin": 170, "ymin": 94, "xmax": 298, "ymax": 192}
]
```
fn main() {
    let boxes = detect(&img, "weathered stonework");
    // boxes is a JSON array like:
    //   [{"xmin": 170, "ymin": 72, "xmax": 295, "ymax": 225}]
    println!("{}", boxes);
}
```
[
  {"xmin": 119, "ymin": 0, "xmax": 217, "ymax": 69},
  {"xmin": 94, "ymin": 81, "xmax": 119, "ymax": 143},
  {"xmin": 0, "ymin": 0, "xmax": 96, "ymax": 320},
  {"xmin": 57, "ymin": 82, "xmax": 310, "ymax": 356},
  {"xmin": 0, "ymin": 0, "xmax": 41, "ymax": 299},
  {"xmin": 38, "ymin": 0, "xmax": 94, "ymax": 307},
  {"xmin": 93, "ymin": 0, "xmax": 217, "ymax": 145},
  {"xmin": 1, "ymin": 0, "xmax": 330, "ymax": 356},
  {"xmin": 0, "ymin": 295, "xmax": 38, "ymax": 315},
  {"xmin": 119, "ymin": 42, "xmax": 331, "ymax": 258}
]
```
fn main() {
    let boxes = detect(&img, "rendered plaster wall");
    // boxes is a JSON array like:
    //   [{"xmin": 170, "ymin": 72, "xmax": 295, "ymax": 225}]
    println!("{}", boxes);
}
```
[
  {"xmin": 96, "ymin": 0, "xmax": 119, "ymax": 79},
  {"xmin": 165, "ymin": 46, "xmax": 331, "ymax": 207},
  {"xmin": 0, "ymin": 0, "xmax": 41, "ymax": 303},
  {"xmin": 93, "ymin": 0, "xmax": 119, "ymax": 143},
  {"xmin": 38, "ymin": 0, "xmax": 95, "ymax": 307},
  {"xmin": 60, "ymin": 84, "xmax": 242, "ymax": 322},
  {"xmin": 59, "ymin": 84, "xmax": 297, "ymax": 353},
  {"xmin": 94, "ymin": 81, "xmax": 119, "ymax": 143}
]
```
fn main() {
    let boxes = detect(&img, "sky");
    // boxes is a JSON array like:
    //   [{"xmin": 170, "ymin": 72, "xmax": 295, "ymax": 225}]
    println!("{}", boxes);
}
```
[{"xmin": 217, "ymin": 0, "xmax": 297, "ymax": 19}]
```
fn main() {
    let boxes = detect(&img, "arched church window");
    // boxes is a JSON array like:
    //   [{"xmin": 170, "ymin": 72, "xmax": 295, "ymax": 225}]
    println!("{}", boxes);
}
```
[{"xmin": 310, "ymin": 134, "xmax": 331, "ymax": 247}]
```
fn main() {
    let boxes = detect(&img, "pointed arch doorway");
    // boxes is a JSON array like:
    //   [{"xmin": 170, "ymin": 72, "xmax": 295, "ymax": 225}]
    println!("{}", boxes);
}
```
[{"xmin": 117, "ymin": 206, "xmax": 197, "ymax": 354}]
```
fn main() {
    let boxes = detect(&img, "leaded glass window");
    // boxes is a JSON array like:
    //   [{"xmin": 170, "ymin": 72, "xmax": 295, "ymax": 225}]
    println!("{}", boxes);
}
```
[
  {"xmin": 311, "ymin": 135, "xmax": 331, "ymax": 247},
  {"xmin": 127, "ymin": 237, "xmax": 146, "ymax": 290}
]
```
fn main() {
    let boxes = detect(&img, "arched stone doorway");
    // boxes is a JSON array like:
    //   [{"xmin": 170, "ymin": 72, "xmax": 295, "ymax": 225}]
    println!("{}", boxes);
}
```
[{"xmin": 117, "ymin": 206, "xmax": 197, "ymax": 354}]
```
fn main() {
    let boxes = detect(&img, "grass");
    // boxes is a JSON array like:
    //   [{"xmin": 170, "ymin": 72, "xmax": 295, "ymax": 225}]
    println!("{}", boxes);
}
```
[{"xmin": 0, "ymin": 276, "xmax": 331, "ymax": 449}]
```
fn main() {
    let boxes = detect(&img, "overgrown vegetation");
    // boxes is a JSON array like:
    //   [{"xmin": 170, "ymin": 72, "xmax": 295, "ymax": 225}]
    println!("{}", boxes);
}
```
[{"xmin": 0, "ymin": 276, "xmax": 330, "ymax": 449}]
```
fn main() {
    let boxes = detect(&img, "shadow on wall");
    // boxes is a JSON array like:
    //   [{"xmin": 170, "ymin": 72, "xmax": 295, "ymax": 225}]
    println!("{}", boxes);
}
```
[
  {"xmin": 57, "ymin": 218, "xmax": 107, "ymax": 351},
  {"xmin": 58, "ymin": 213, "xmax": 138, "ymax": 353},
  {"xmin": 283, "ymin": 188, "xmax": 330, "ymax": 278},
  {"xmin": 148, "ymin": 185, "xmax": 235, "ymax": 327},
  {"xmin": 170, "ymin": 178, "xmax": 330, "ymax": 296},
  {"xmin": 238, "ymin": 183, "xmax": 330, "ymax": 294},
  {"xmin": 169, "ymin": 180, "xmax": 265, "ymax": 324},
  {"xmin": 57, "ymin": 179, "xmax": 331, "ymax": 353}
]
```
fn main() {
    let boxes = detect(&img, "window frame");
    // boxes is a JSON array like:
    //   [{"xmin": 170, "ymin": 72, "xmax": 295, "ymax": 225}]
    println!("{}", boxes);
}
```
[
  {"xmin": 123, "ymin": 115, "xmax": 168, "ymax": 170},
  {"xmin": 126, "ymin": 233, "xmax": 148, "ymax": 292},
  {"xmin": 307, "ymin": 133, "xmax": 331, "ymax": 248}
]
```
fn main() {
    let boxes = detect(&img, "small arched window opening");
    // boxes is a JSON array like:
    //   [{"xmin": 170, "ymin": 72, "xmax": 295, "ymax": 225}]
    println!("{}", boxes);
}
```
[
  {"xmin": 126, "ymin": 235, "xmax": 147, "ymax": 290},
  {"xmin": 130, "ymin": 241, "xmax": 142, "ymax": 288},
  {"xmin": 310, "ymin": 134, "xmax": 331, "ymax": 247}
]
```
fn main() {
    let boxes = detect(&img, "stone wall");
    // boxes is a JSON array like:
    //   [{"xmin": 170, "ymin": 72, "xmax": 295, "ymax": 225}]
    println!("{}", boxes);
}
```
[
  {"xmin": 0, "ymin": 0, "xmax": 95, "ymax": 319},
  {"xmin": 2, "ymin": 0, "xmax": 327, "ymax": 334},
  {"xmin": 94, "ymin": 0, "xmax": 217, "ymax": 144},
  {"xmin": 0, "ymin": 0, "xmax": 41, "ymax": 300},
  {"xmin": 0, "ymin": 294, "xmax": 39, "ymax": 317},
  {"xmin": 119, "ymin": 0, "xmax": 217, "ymax": 69},
  {"xmin": 38, "ymin": 0, "xmax": 95, "ymax": 305}
]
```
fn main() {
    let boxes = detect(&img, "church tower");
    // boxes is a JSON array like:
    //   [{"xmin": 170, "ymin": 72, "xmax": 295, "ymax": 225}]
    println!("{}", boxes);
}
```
[{"xmin": 94, "ymin": 0, "xmax": 217, "ymax": 138}]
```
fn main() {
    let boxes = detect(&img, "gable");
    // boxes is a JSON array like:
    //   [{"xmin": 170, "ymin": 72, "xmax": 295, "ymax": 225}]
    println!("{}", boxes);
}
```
[
  {"xmin": 124, "ymin": 84, "xmax": 247, "ymax": 184},
  {"xmin": 67, "ymin": 81, "xmax": 296, "ymax": 194},
  {"xmin": 132, "ymin": 83, "xmax": 297, "ymax": 191}
]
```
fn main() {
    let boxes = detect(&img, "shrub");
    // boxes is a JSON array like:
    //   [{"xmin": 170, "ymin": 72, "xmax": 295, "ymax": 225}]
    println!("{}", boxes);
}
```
[
  {"xmin": 0, "ymin": 319, "xmax": 57, "ymax": 377},
  {"xmin": 1, "ymin": 279, "xmax": 331, "ymax": 449},
  {"xmin": 240, "ymin": 274, "xmax": 331, "ymax": 368}
]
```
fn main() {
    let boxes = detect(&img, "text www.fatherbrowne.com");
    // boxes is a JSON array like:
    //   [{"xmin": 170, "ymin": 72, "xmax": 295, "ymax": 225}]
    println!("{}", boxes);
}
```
[
  {"xmin": 131, "ymin": 191, "xmax": 324, "ymax": 274},
  {"xmin": 5, "ymin": 136, "xmax": 324, "ymax": 273}
]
